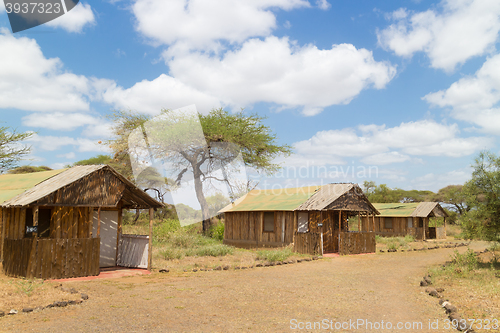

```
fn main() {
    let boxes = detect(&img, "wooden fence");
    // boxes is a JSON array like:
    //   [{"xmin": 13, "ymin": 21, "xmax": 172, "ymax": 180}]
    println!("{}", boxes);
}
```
[
  {"xmin": 339, "ymin": 232, "xmax": 376, "ymax": 255},
  {"xmin": 293, "ymin": 232, "xmax": 320, "ymax": 255},
  {"xmin": 3, "ymin": 238, "xmax": 100, "ymax": 279}
]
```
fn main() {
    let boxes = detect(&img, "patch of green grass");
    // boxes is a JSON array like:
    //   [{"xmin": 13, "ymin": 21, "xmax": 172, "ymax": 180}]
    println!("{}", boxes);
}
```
[
  {"xmin": 376, "ymin": 235, "xmax": 415, "ymax": 250},
  {"xmin": 256, "ymin": 247, "xmax": 294, "ymax": 262},
  {"xmin": 10, "ymin": 278, "xmax": 42, "ymax": 297}
]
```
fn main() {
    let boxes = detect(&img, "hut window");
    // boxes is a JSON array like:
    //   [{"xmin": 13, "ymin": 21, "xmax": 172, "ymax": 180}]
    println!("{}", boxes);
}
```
[
  {"xmin": 407, "ymin": 217, "xmax": 413, "ymax": 228},
  {"xmin": 384, "ymin": 217, "xmax": 393, "ymax": 229},
  {"xmin": 297, "ymin": 212, "xmax": 308, "ymax": 233},
  {"xmin": 37, "ymin": 209, "xmax": 52, "ymax": 238},
  {"xmin": 418, "ymin": 218, "xmax": 424, "ymax": 228},
  {"xmin": 263, "ymin": 212, "xmax": 274, "ymax": 232}
]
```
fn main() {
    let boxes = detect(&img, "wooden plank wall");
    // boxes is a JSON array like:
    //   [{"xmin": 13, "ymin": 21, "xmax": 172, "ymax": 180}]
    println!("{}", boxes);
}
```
[
  {"xmin": 3, "ymin": 238, "xmax": 100, "ymax": 279},
  {"xmin": 224, "ymin": 211, "xmax": 294, "ymax": 246},
  {"xmin": 2, "ymin": 207, "xmax": 92, "ymax": 240},
  {"xmin": 293, "ymin": 232, "xmax": 320, "ymax": 255},
  {"xmin": 338, "ymin": 232, "xmax": 376, "ymax": 255}
]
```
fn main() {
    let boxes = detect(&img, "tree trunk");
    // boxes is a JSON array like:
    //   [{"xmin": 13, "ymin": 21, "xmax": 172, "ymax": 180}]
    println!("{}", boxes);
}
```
[{"xmin": 193, "ymin": 166, "xmax": 211, "ymax": 234}]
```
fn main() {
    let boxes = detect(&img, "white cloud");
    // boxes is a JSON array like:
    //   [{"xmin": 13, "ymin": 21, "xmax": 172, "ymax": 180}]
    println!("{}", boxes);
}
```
[
  {"xmin": 292, "ymin": 120, "xmax": 491, "ymax": 166},
  {"xmin": 132, "ymin": 0, "xmax": 310, "ymax": 49},
  {"xmin": 316, "ymin": 0, "xmax": 330, "ymax": 10},
  {"xmin": 27, "ymin": 134, "xmax": 109, "ymax": 153},
  {"xmin": 378, "ymin": 0, "xmax": 500, "ymax": 71},
  {"xmin": 411, "ymin": 169, "xmax": 471, "ymax": 191},
  {"xmin": 46, "ymin": 3, "xmax": 96, "ymax": 33},
  {"xmin": 424, "ymin": 54, "xmax": 500, "ymax": 133},
  {"xmin": 101, "ymin": 74, "xmax": 221, "ymax": 114},
  {"xmin": 168, "ymin": 37, "xmax": 396, "ymax": 115},
  {"xmin": 0, "ymin": 32, "xmax": 93, "ymax": 112},
  {"xmin": 361, "ymin": 152, "xmax": 411, "ymax": 165},
  {"xmin": 56, "ymin": 152, "xmax": 76, "ymax": 159},
  {"xmin": 0, "ymin": 2, "xmax": 5, "ymax": 12},
  {"xmin": 22, "ymin": 112, "xmax": 99, "ymax": 130}
]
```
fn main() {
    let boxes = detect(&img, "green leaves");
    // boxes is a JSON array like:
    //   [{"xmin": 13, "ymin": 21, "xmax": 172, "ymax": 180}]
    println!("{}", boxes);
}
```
[{"xmin": 0, "ymin": 126, "xmax": 33, "ymax": 173}]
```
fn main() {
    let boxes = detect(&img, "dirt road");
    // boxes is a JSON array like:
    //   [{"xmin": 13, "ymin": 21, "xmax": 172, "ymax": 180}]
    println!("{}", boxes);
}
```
[{"xmin": 1, "ymin": 242, "xmax": 488, "ymax": 333}]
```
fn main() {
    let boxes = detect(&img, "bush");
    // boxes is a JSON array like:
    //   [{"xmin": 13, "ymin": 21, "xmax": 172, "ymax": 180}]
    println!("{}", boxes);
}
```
[
  {"xmin": 452, "ymin": 249, "xmax": 478, "ymax": 271},
  {"xmin": 257, "ymin": 247, "xmax": 294, "ymax": 262},
  {"xmin": 153, "ymin": 219, "xmax": 181, "ymax": 245},
  {"xmin": 209, "ymin": 221, "xmax": 225, "ymax": 241},
  {"xmin": 159, "ymin": 247, "xmax": 185, "ymax": 260},
  {"xmin": 194, "ymin": 244, "xmax": 233, "ymax": 257}
]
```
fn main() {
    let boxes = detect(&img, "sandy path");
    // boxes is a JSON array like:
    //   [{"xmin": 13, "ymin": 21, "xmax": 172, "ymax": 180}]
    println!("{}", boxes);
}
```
[{"xmin": 1, "ymin": 242, "xmax": 487, "ymax": 333}]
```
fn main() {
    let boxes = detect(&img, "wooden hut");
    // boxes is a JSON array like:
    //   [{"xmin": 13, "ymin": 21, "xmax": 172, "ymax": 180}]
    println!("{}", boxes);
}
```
[
  {"xmin": 221, "ymin": 183, "xmax": 379, "ymax": 255},
  {"xmin": 359, "ymin": 202, "xmax": 448, "ymax": 240},
  {"xmin": 0, "ymin": 165, "xmax": 163, "ymax": 279}
]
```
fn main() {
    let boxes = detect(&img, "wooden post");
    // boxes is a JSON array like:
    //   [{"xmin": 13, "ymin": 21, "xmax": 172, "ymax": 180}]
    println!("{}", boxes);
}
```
[
  {"xmin": 357, "ymin": 211, "xmax": 360, "ymax": 232},
  {"xmin": 148, "ymin": 208, "xmax": 153, "ymax": 271},
  {"xmin": 97, "ymin": 207, "xmax": 101, "ymax": 238},
  {"xmin": 116, "ymin": 206, "xmax": 122, "ymax": 263},
  {"xmin": 443, "ymin": 217, "xmax": 447, "ymax": 238},
  {"xmin": 89, "ymin": 208, "xmax": 94, "ymax": 238},
  {"xmin": 0, "ymin": 208, "xmax": 4, "ymax": 261},
  {"xmin": 372, "ymin": 214, "xmax": 375, "ymax": 232}
]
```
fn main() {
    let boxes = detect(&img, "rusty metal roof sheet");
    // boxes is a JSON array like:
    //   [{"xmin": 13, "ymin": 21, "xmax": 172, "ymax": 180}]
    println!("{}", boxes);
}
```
[
  {"xmin": 1, "ymin": 165, "xmax": 163, "ymax": 209},
  {"xmin": 220, "ymin": 183, "xmax": 378, "ymax": 213}
]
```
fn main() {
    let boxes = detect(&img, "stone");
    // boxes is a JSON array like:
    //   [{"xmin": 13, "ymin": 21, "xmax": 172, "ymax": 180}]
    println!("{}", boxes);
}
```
[
  {"xmin": 288, "ymin": 260, "xmax": 295, "ymax": 264},
  {"xmin": 234, "ymin": 266, "xmax": 240, "ymax": 270},
  {"xmin": 159, "ymin": 269, "xmax": 169, "ymax": 273},
  {"xmin": 22, "ymin": 308, "xmax": 34, "ymax": 313},
  {"xmin": 276, "ymin": 262, "xmax": 282, "ymax": 265},
  {"xmin": 312, "ymin": 256, "xmax": 318, "ymax": 260},
  {"xmin": 296, "ymin": 259, "xmax": 302, "ymax": 262},
  {"xmin": 255, "ymin": 263, "xmax": 263, "ymax": 267},
  {"xmin": 55, "ymin": 301, "xmax": 68, "ymax": 307},
  {"xmin": 0, "ymin": 311, "xmax": 5, "ymax": 317},
  {"xmin": 436, "ymin": 287, "xmax": 445, "ymax": 293},
  {"xmin": 215, "ymin": 266, "xmax": 222, "ymax": 270},
  {"xmin": 420, "ymin": 280, "xmax": 429, "ymax": 287},
  {"xmin": 223, "ymin": 265, "xmax": 230, "ymax": 270},
  {"xmin": 192, "ymin": 269, "xmax": 198, "ymax": 272},
  {"xmin": 304, "ymin": 258, "xmax": 312, "ymax": 261},
  {"xmin": 444, "ymin": 303, "xmax": 458, "ymax": 314},
  {"xmin": 424, "ymin": 276, "xmax": 432, "ymax": 284},
  {"xmin": 8, "ymin": 309, "xmax": 18, "ymax": 315},
  {"xmin": 81, "ymin": 293, "xmax": 89, "ymax": 300}
]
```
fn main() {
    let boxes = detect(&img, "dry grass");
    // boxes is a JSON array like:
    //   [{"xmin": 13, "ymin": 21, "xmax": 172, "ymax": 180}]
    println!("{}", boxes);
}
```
[
  {"xmin": 428, "ymin": 248, "xmax": 500, "ymax": 323},
  {"xmin": 0, "ymin": 267, "xmax": 82, "ymax": 313}
]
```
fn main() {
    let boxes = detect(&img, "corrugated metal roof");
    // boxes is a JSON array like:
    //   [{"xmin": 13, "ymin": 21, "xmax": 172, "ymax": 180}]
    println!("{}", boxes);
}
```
[
  {"xmin": 373, "ymin": 202, "xmax": 448, "ymax": 217},
  {"xmin": 0, "ymin": 165, "xmax": 164, "ymax": 208},
  {"xmin": 296, "ymin": 183, "xmax": 353, "ymax": 210},
  {"xmin": 412, "ymin": 202, "xmax": 448, "ymax": 217},
  {"xmin": 0, "ymin": 169, "xmax": 66, "ymax": 204},
  {"xmin": 220, "ymin": 183, "xmax": 378, "ymax": 213}
]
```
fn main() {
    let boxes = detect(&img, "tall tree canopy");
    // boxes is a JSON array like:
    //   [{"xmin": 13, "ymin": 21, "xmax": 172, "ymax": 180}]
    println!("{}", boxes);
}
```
[
  {"xmin": 106, "ymin": 108, "xmax": 292, "ymax": 232},
  {"xmin": 0, "ymin": 126, "xmax": 33, "ymax": 173},
  {"xmin": 461, "ymin": 151, "xmax": 500, "ymax": 242}
]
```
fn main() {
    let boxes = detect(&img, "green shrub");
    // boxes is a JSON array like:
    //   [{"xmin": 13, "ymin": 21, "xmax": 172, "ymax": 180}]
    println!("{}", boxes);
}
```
[
  {"xmin": 153, "ymin": 219, "xmax": 181, "ymax": 245},
  {"xmin": 209, "ymin": 222, "xmax": 225, "ymax": 241},
  {"xmin": 387, "ymin": 242, "xmax": 398, "ymax": 250},
  {"xmin": 452, "ymin": 249, "xmax": 478, "ymax": 271},
  {"xmin": 403, "ymin": 234, "xmax": 415, "ymax": 243},
  {"xmin": 159, "ymin": 247, "xmax": 185, "ymax": 260},
  {"xmin": 257, "ymin": 247, "xmax": 294, "ymax": 262},
  {"xmin": 194, "ymin": 244, "xmax": 233, "ymax": 257}
]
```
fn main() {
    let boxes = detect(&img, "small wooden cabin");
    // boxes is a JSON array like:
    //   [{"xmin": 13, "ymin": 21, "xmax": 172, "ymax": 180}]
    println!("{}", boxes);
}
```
[
  {"xmin": 221, "ymin": 183, "xmax": 379, "ymax": 255},
  {"xmin": 0, "ymin": 165, "xmax": 163, "ymax": 279},
  {"xmin": 359, "ymin": 202, "xmax": 448, "ymax": 240}
]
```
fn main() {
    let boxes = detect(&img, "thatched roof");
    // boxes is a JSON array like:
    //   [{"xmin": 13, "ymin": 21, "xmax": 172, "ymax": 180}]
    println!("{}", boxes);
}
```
[
  {"xmin": 0, "ymin": 165, "xmax": 163, "ymax": 209},
  {"xmin": 220, "ymin": 183, "xmax": 379, "ymax": 214}
]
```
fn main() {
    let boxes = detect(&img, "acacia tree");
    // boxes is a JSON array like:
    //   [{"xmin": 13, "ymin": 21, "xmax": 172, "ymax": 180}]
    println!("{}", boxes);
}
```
[
  {"xmin": 461, "ymin": 151, "xmax": 500, "ymax": 242},
  {"xmin": 0, "ymin": 126, "xmax": 33, "ymax": 173},
  {"xmin": 107, "ymin": 108, "xmax": 292, "ymax": 233}
]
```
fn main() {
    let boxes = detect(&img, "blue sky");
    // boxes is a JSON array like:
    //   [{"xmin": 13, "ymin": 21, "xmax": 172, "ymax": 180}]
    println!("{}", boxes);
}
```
[{"xmin": 1, "ymin": 0, "xmax": 499, "ymax": 194}]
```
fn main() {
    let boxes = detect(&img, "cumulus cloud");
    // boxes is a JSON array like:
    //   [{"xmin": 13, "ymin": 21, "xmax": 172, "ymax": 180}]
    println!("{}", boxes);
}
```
[
  {"xmin": 27, "ymin": 134, "xmax": 109, "ymax": 152},
  {"xmin": 424, "ymin": 54, "xmax": 500, "ymax": 133},
  {"xmin": 168, "ymin": 37, "xmax": 396, "ymax": 115},
  {"xmin": 101, "ymin": 74, "xmax": 221, "ymax": 114},
  {"xmin": 292, "ymin": 120, "xmax": 491, "ymax": 165},
  {"xmin": 411, "ymin": 169, "xmax": 472, "ymax": 191},
  {"xmin": 46, "ymin": 3, "xmax": 96, "ymax": 33},
  {"xmin": 316, "ymin": 0, "xmax": 330, "ymax": 10},
  {"xmin": 22, "ymin": 112, "xmax": 100, "ymax": 131},
  {"xmin": 132, "ymin": 0, "xmax": 310, "ymax": 49},
  {"xmin": 0, "ymin": 32, "xmax": 93, "ymax": 112},
  {"xmin": 378, "ymin": 0, "xmax": 500, "ymax": 71}
]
